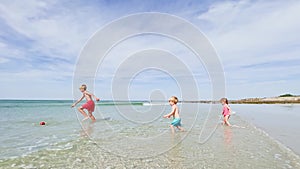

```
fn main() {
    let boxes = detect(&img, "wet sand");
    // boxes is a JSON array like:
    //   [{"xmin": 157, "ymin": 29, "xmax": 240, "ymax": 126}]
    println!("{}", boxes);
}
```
[{"xmin": 234, "ymin": 104, "xmax": 300, "ymax": 155}]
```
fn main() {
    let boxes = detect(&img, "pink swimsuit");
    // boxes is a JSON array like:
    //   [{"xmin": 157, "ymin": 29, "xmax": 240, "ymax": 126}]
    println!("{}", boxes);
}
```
[
  {"xmin": 82, "ymin": 100, "xmax": 95, "ymax": 112},
  {"xmin": 222, "ymin": 105, "xmax": 230, "ymax": 117}
]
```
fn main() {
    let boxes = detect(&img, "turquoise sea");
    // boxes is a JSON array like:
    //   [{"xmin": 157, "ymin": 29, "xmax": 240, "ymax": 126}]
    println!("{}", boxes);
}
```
[{"xmin": 0, "ymin": 100, "xmax": 299, "ymax": 168}]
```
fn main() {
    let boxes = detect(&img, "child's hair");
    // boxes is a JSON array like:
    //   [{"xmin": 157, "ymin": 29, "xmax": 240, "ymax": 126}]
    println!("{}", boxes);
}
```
[
  {"xmin": 220, "ymin": 98, "xmax": 228, "ymax": 104},
  {"xmin": 79, "ymin": 84, "xmax": 87, "ymax": 90},
  {"xmin": 169, "ymin": 96, "xmax": 178, "ymax": 104}
]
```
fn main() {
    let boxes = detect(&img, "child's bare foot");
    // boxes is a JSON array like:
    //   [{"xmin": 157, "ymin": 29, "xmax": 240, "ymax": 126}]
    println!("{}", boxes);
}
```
[
  {"xmin": 82, "ymin": 116, "xmax": 89, "ymax": 122},
  {"xmin": 176, "ymin": 126, "xmax": 185, "ymax": 132}
]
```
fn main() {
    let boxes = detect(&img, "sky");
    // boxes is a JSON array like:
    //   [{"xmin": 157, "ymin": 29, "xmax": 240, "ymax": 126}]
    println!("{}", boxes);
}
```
[{"xmin": 0, "ymin": 0, "xmax": 299, "ymax": 100}]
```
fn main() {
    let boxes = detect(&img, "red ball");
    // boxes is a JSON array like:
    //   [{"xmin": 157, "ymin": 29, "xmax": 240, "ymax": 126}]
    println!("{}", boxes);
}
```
[{"xmin": 40, "ymin": 121, "xmax": 46, "ymax": 125}]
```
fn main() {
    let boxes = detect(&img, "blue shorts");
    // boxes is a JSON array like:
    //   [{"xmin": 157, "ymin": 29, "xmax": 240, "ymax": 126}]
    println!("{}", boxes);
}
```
[{"xmin": 171, "ymin": 118, "xmax": 181, "ymax": 127}]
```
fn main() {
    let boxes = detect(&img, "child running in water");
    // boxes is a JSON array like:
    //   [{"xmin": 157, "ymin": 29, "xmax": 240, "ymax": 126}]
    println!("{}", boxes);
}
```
[
  {"xmin": 163, "ymin": 96, "xmax": 184, "ymax": 133},
  {"xmin": 72, "ymin": 84, "xmax": 100, "ymax": 122},
  {"xmin": 220, "ymin": 98, "xmax": 231, "ymax": 126}
]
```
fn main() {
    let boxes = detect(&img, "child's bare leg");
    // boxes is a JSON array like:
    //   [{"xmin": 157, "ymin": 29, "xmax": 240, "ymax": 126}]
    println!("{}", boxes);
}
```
[
  {"xmin": 88, "ymin": 111, "xmax": 96, "ymax": 122},
  {"xmin": 78, "ymin": 107, "xmax": 89, "ymax": 120},
  {"xmin": 176, "ymin": 126, "xmax": 185, "ymax": 132},
  {"xmin": 224, "ymin": 115, "xmax": 231, "ymax": 126},
  {"xmin": 170, "ymin": 125, "xmax": 175, "ymax": 134}
]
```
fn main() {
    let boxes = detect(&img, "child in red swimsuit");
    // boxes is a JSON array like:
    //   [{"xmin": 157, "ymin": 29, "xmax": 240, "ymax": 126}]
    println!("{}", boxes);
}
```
[
  {"xmin": 72, "ymin": 84, "xmax": 100, "ymax": 122},
  {"xmin": 220, "ymin": 98, "xmax": 231, "ymax": 126}
]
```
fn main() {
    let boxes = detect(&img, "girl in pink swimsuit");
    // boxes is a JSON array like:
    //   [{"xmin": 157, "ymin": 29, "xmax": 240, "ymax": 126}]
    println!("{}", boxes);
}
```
[{"xmin": 220, "ymin": 98, "xmax": 231, "ymax": 126}]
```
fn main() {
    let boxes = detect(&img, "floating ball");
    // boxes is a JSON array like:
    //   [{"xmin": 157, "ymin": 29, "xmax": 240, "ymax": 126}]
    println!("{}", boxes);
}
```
[{"xmin": 40, "ymin": 121, "xmax": 46, "ymax": 125}]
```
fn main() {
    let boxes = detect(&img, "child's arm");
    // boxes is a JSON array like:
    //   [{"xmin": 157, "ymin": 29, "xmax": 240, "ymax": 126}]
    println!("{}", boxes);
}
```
[
  {"xmin": 163, "ymin": 106, "xmax": 175, "ymax": 118},
  {"xmin": 71, "ymin": 95, "xmax": 84, "ymax": 107},
  {"xmin": 85, "ymin": 91, "xmax": 100, "ymax": 101}
]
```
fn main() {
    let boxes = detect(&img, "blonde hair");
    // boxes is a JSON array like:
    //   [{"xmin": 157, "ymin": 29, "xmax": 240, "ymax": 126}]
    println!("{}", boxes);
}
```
[
  {"xmin": 169, "ymin": 96, "xmax": 178, "ymax": 104},
  {"xmin": 79, "ymin": 84, "xmax": 87, "ymax": 90},
  {"xmin": 220, "ymin": 98, "xmax": 228, "ymax": 104}
]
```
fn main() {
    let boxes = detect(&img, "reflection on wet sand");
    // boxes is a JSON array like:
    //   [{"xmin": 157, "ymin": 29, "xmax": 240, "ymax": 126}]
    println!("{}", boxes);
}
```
[
  {"xmin": 167, "ymin": 134, "xmax": 184, "ymax": 169},
  {"xmin": 224, "ymin": 127, "xmax": 232, "ymax": 146},
  {"xmin": 80, "ymin": 122, "xmax": 94, "ymax": 138}
]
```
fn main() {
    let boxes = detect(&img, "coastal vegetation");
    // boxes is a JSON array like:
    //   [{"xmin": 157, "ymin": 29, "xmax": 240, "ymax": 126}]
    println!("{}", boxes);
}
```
[{"xmin": 279, "ymin": 93, "xmax": 296, "ymax": 97}]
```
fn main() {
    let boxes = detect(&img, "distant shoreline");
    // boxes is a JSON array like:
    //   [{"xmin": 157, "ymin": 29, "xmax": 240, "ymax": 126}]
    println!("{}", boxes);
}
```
[
  {"xmin": 230, "ymin": 96, "xmax": 300, "ymax": 104},
  {"xmin": 182, "ymin": 96, "xmax": 300, "ymax": 104}
]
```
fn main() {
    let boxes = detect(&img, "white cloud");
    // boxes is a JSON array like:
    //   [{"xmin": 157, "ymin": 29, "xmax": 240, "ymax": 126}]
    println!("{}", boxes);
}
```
[
  {"xmin": 0, "ymin": 0, "xmax": 107, "ymax": 60},
  {"xmin": 196, "ymin": 0, "xmax": 300, "ymax": 97},
  {"xmin": 0, "ymin": 57, "xmax": 9, "ymax": 64},
  {"xmin": 0, "ymin": 0, "xmax": 108, "ymax": 99},
  {"xmin": 198, "ymin": 0, "xmax": 300, "ymax": 63}
]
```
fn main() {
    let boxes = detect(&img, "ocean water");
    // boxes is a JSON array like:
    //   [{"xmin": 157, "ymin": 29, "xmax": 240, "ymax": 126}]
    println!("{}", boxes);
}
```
[{"xmin": 0, "ymin": 100, "xmax": 299, "ymax": 169}]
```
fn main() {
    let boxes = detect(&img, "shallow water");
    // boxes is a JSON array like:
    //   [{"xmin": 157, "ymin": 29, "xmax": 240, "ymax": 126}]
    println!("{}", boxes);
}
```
[
  {"xmin": 234, "ymin": 104, "xmax": 300, "ymax": 155},
  {"xmin": 0, "ymin": 100, "xmax": 299, "ymax": 168}
]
